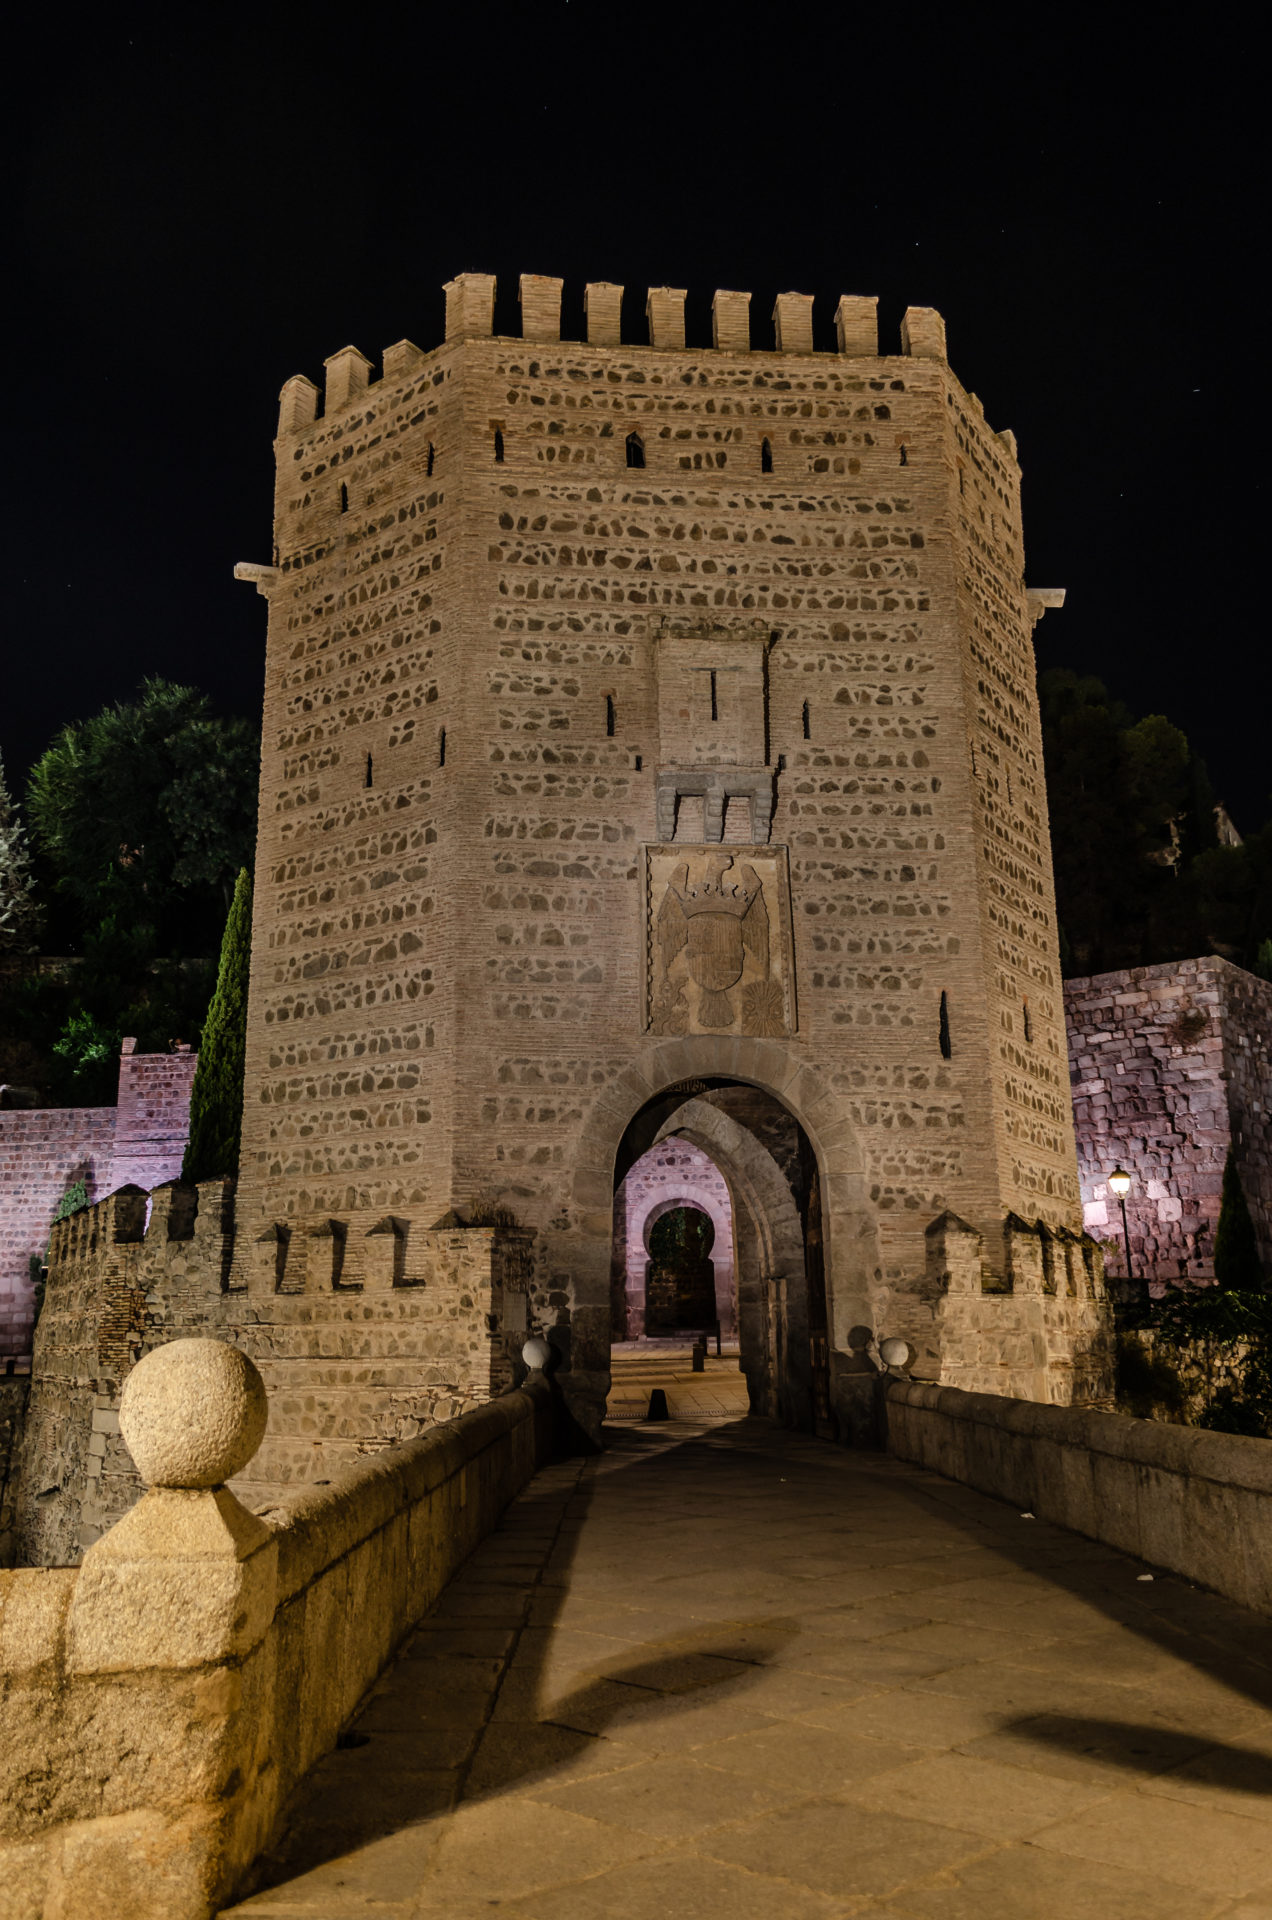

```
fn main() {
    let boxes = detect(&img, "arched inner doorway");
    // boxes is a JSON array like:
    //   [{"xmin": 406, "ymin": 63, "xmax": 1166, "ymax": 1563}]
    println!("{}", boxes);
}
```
[
  {"xmin": 647, "ymin": 1206, "xmax": 716, "ymax": 1332},
  {"xmin": 610, "ymin": 1077, "xmax": 833, "ymax": 1434},
  {"xmin": 612, "ymin": 1137, "xmax": 737, "ymax": 1341}
]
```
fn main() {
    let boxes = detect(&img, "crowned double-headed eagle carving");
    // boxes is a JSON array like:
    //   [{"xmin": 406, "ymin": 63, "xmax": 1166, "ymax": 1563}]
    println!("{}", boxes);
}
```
[{"xmin": 656, "ymin": 853, "xmax": 769, "ymax": 1029}]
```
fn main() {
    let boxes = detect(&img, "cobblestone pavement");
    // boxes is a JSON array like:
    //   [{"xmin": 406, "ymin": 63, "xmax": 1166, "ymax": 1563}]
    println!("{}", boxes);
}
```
[{"xmin": 225, "ymin": 1418, "xmax": 1272, "ymax": 1919}]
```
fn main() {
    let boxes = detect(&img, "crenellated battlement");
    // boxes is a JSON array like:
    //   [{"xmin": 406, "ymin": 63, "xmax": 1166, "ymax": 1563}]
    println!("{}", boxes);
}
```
[
  {"xmin": 13, "ymin": 1176, "xmax": 543, "ymax": 1563},
  {"xmin": 274, "ymin": 271, "xmax": 958, "ymax": 444}
]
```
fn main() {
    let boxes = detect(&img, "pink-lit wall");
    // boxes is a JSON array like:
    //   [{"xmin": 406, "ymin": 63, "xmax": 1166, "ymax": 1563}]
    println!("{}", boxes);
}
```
[{"xmin": 0, "ymin": 1046, "xmax": 196, "ymax": 1355}]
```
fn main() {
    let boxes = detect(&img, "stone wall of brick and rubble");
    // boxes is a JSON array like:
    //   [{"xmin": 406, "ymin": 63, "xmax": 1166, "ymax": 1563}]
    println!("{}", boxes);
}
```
[
  {"xmin": 8, "ymin": 1179, "xmax": 538, "ymax": 1566},
  {"xmin": 1065, "ymin": 955, "xmax": 1272, "ymax": 1290},
  {"xmin": 235, "ymin": 268, "xmax": 1088, "ymax": 1439},
  {"xmin": 0, "ymin": 1045, "xmax": 196, "ymax": 1357}
]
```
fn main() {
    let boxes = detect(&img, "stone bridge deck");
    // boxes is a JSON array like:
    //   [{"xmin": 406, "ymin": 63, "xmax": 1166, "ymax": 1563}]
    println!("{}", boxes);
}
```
[{"xmin": 227, "ymin": 1419, "xmax": 1272, "ymax": 1919}]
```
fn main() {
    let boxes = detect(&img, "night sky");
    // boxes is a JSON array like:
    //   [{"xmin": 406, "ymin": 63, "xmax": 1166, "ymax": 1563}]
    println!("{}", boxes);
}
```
[{"xmin": 4, "ymin": 12, "xmax": 1263, "ymax": 827}]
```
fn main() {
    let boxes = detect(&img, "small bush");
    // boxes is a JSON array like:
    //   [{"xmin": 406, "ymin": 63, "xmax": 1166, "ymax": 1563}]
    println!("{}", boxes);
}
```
[{"xmin": 1116, "ymin": 1333, "xmax": 1186, "ymax": 1420}]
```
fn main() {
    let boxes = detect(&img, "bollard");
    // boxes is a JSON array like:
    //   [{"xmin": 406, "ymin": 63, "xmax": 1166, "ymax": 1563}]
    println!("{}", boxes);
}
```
[
  {"xmin": 646, "ymin": 1387, "xmax": 670, "ymax": 1421},
  {"xmin": 691, "ymin": 1339, "xmax": 707, "ymax": 1373}
]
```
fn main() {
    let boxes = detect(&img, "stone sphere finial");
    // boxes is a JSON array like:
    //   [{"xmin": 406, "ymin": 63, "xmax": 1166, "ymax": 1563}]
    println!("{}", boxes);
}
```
[
  {"xmin": 878, "ymin": 1337, "xmax": 910, "ymax": 1371},
  {"xmin": 521, "ymin": 1336, "xmax": 552, "ymax": 1373},
  {"xmin": 119, "ymin": 1339, "xmax": 268, "ymax": 1489}
]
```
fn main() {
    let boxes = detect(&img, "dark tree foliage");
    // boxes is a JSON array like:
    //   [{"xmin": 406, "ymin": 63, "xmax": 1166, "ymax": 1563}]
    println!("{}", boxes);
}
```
[
  {"xmin": 0, "ymin": 681, "xmax": 256, "ymax": 1103},
  {"xmin": 26, "ymin": 677, "xmax": 257, "ymax": 950},
  {"xmin": 1214, "ymin": 1147, "xmax": 1265, "ymax": 1291},
  {"xmin": 1040, "ymin": 669, "xmax": 1272, "ymax": 977},
  {"xmin": 182, "ymin": 868, "xmax": 252, "ymax": 1183}
]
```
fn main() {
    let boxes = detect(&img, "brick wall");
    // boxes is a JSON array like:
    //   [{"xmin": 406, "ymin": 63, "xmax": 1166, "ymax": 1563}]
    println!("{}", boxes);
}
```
[
  {"xmin": 111, "ymin": 1044, "xmax": 198, "ymax": 1192},
  {"xmin": 0, "ymin": 1107, "xmax": 117, "ymax": 1356},
  {"xmin": 0, "ymin": 1048, "xmax": 196, "ymax": 1359},
  {"xmin": 1064, "ymin": 955, "xmax": 1272, "ymax": 1289}
]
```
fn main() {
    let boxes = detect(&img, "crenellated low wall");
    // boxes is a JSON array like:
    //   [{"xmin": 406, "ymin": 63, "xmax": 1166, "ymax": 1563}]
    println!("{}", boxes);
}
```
[
  {"xmin": 885, "ymin": 1377, "xmax": 1272, "ymax": 1616},
  {"xmin": 13, "ymin": 1181, "xmax": 540, "ymax": 1567},
  {"xmin": 922, "ymin": 1209, "xmax": 1114, "ymax": 1407},
  {"xmin": 0, "ymin": 1372, "xmax": 555, "ymax": 1920}
]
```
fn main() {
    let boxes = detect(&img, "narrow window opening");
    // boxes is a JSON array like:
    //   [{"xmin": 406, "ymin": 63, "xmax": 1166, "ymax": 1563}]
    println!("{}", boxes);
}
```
[
  {"xmin": 626, "ymin": 431, "xmax": 645, "ymax": 470},
  {"xmin": 438, "ymin": 728, "xmax": 447, "ymax": 767},
  {"xmin": 1006, "ymin": 770, "xmax": 1013, "ymax": 806},
  {"xmin": 493, "ymin": 429, "xmax": 504, "ymax": 463},
  {"xmin": 1022, "ymin": 998, "xmax": 1033, "ymax": 1044},
  {"xmin": 801, "ymin": 699, "xmax": 811, "ymax": 740},
  {"xmin": 760, "ymin": 437, "xmax": 773, "ymax": 474},
  {"xmin": 970, "ymin": 742, "xmax": 978, "ymax": 778},
  {"xmin": 339, "ymin": 482, "xmax": 349, "ymax": 513},
  {"xmin": 633, "ymin": 753, "xmax": 643, "ymax": 772},
  {"xmin": 899, "ymin": 443, "xmax": 908, "ymax": 467},
  {"xmin": 709, "ymin": 669, "xmax": 719, "ymax": 722},
  {"xmin": 426, "ymin": 442, "xmax": 435, "ymax": 477},
  {"xmin": 939, "ymin": 990, "xmax": 952, "ymax": 1060},
  {"xmin": 605, "ymin": 694, "xmax": 616, "ymax": 737},
  {"xmin": 957, "ymin": 465, "xmax": 965, "ymax": 495},
  {"xmin": 365, "ymin": 752, "xmax": 373, "ymax": 788}
]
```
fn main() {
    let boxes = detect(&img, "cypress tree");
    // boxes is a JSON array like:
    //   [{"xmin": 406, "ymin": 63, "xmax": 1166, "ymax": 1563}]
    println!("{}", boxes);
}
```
[
  {"xmin": 182, "ymin": 867, "xmax": 252, "ymax": 1183},
  {"xmin": 1213, "ymin": 1146, "xmax": 1265, "ymax": 1291}
]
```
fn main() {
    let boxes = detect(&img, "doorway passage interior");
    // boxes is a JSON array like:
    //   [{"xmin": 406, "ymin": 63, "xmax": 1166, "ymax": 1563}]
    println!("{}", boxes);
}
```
[{"xmin": 609, "ymin": 1078, "xmax": 833, "ymax": 1435}]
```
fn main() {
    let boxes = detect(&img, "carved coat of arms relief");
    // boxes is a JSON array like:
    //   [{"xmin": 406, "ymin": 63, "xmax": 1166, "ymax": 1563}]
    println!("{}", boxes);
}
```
[{"xmin": 644, "ymin": 846, "xmax": 795, "ymax": 1038}]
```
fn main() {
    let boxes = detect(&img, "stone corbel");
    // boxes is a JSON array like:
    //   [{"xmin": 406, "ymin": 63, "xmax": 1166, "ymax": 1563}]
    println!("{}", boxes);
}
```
[
  {"xmin": 1026, "ymin": 587, "xmax": 1065, "ymax": 627},
  {"xmin": 234, "ymin": 562, "xmax": 278, "ymax": 598}
]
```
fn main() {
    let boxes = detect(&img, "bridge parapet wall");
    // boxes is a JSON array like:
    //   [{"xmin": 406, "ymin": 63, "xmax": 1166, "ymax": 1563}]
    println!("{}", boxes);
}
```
[
  {"xmin": 886, "ymin": 1376, "xmax": 1272, "ymax": 1616},
  {"xmin": 0, "ymin": 1365, "xmax": 553, "ymax": 1918}
]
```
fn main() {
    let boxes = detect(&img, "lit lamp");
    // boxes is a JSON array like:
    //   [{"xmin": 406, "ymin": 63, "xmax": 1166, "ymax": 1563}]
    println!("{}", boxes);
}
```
[{"xmin": 1108, "ymin": 1167, "xmax": 1134, "ymax": 1285}]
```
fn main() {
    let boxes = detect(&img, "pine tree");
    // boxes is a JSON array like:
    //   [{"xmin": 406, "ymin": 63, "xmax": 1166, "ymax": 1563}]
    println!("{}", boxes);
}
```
[
  {"xmin": 1213, "ymin": 1146, "xmax": 1265, "ymax": 1291},
  {"xmin": 0, "ymin": 751, "xmax": 41, "ymax": 955},
  {"xmin": 182, "ymin": 867, "xmax": 252, "ymax": 1183}
]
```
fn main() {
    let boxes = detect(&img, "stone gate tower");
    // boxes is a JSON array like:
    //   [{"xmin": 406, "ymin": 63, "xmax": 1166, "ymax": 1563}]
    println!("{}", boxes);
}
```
[{"xmin": 232, "ymin": 272, "xmax": 1111, "ymax": 1453}]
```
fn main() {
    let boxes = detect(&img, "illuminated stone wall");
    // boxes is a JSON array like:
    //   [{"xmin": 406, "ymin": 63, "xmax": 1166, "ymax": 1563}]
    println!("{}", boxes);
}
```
[
  {"xmin": 1066, "ymin": 955, "xmax": 1272, "ymax": 1288},
  {"xmin": 233, "ymin": 273, "xmax": 1097, "ymax": 1432}
]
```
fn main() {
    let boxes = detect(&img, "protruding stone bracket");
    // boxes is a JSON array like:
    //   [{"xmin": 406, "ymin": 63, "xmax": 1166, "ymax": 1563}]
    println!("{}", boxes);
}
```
[
  {"xmin": 234, "ymin": 562, "xmax": 278, "ymax": 598},
  {"xmin": 1026, "ymin": 587, "xmax": 1066, "ymax": 626},
  {"xmin": 655, "ymin": 769, "xmax": 775, "ymax": 845}
]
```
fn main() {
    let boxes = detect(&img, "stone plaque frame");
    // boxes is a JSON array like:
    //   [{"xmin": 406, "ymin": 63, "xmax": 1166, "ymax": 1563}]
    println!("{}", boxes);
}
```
[{"xmin": 641, "ymin": 844, "xmax": 798, "ymax": 1037}]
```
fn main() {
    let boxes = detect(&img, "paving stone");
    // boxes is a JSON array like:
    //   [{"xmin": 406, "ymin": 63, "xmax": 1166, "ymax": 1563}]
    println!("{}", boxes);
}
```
[
  {"xmin": 883, "ymin": 1842, "xmax": 1221, "ymax": 1919},
  {"xmin": 228, "ymin": 1420, "xmax": 1272, "ymax": 1917},
  {"xmin": 1032, "ymin": 1790, "xmax": 1272, "ymax": 1896}
]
